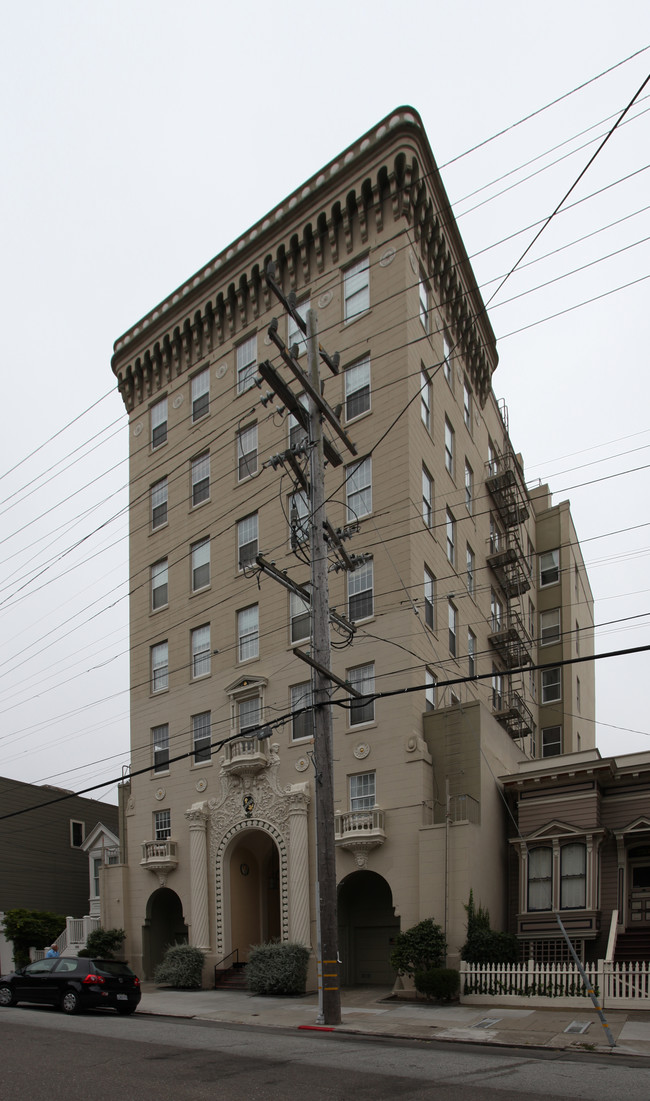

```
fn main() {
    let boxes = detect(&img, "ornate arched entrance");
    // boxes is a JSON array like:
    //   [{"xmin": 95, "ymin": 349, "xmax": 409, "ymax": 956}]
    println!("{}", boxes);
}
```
[
  {"xmin": 142, "ymin": 887, "xmax": 188, "ymax": 978},
  {"xmin": 226, "ymin": 829, "xmax": 281, "ymax": 960},
  {"xmin": 337, "ymin": 871, "xmax": 399, "ymax": 985}
]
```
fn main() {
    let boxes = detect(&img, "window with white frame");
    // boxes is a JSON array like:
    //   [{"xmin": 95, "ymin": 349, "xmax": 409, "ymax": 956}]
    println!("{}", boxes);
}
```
[
  {"xmin": 238, "ymin": 696, "xmax": 260, "ymax": 734},
  {"xmin": 346, "ymin": 457, "xmax": 372, "ymax": 521},
  {"xmin": 528, "ymin": 599, "xmax": 535, "ymax": 637},
  {"xmin": 288, "ymin": 393, "xmax": 309, "ymax": 450},
  {"xmin": 540, "ymin": 608, "xmax": 561, "ymax": 645},
  {"xmin": 424, "ymin": 566, "xmax": 435, "ymax": 628},
  {"xmin": 468, "ymin": 629, "xmax": 476, "ymax": 677},
  {"xmin": 238, "ymin": 513, "xmax": 258, "ymax": 570},
  {"xmin": 465, "ymin": 460, "xmax": 473, "ymax": 513},
  {"xmin": 291, "ymin": 682, "xmax": 313, "ymax": 741},
  {"xmin": 345, "ymin": 357, "xmax": 371, "ymax": 420},
  {"xmin": 490, "ymin": 589, "xmax": 503, "ymax": 631},
  {"xmin": 237, "ymin": 424, "xmax": 258, "ymax": 480},
  {"xmin": 466, "ymin": 544, "xmax": 475, "ymax": 596},
  {"xmin": 561, "ymin": 843, "xmax": 586, "ymax": 909},
  {"xmin": 290, "ymin": 591, "xmax": 311, "ymax": 644},
  {"xmin": 350, "ymin": 771, "xmax": 376, "ymax": 811},
  {"xmin": 492, "ymin": 665, "xmax": 503, "ymax": 710},
  {"xmin": 288, "ymin": 300, "xmax": 310, "ymax": 356},
  {"xmin": 425, "ymin": 668, "xmax": 436, "ymax": 711},
  {"xmin": 192, "ymin": 711, "xmax": 211, "ymax": 763},
  {"xmin": 191, "ymin": 367, "xmax": 210, "ymax": 422},
  {"xmin": 419, "ymin": 271, "xmax": 429, "ymax": 333},
  {"xmin": 153, "ymin": 724, "xmax": 169, "ymax": 773},
  {"xmin": 528, "ymin": 847, "xmax": 552, "ymax": 911},
  {"xmin": 238, "ymin": 605, "xmax": 259, "ymax": 661},
  {"xmin": 191, "ymin": 537, "xmax": 210, "ymax": 592},
  {"xmin": 151, "ymin": 559, "xmax": 168, "ymax": 611},
  {"xmin": 344, "ymin": 255, "xmax": 369, "ymax": 320},
  {"xmin": 191, "ymin": 453, "xmax": 210, "ymax": 506},
  {"xmin": 348, "ymin": 663, "xmax": 375, "ymax": 725},
  {"xmin": 348, "ymin": 559, "xmax": 373, "ymax": 621},
  {"xmin": 487, "ymin": 439, "xmax": 498, "ymax": 477},
  {"xmin": 541, "ymin": 725, "xmax": 562, "ymax": 756},
  {"xmin": 92, "ymin": 857, "xmax": 101, "ymax": 899},
  {"xmin": 444, "ymin": 418, "xmax": 454, "ymax": 476},
  {"xmin": 448, "ymin": 599, "xmax": 458, "ymax": 657},
  {"xmin": 151, "ymin": 641, "xmax": 168, "ymax": 693},
  {"xmin": 541, "ymin": 666, "xmax": 561, "ymax": 703},
  {"xmin": 151, "ymin": 477, "xmax": 168, "ymax": 530},
  {"xmin": 463, "ymin": 378, "xmax": 472, "ymax": 431},
  {"xmin": 420, "ymin": 367, "xmax": 431, "ymax": 431},
  {"xmin": 540, "ymin": 548, "xmax": 560, "ymax": 586},
  {"xmin": 151, "ymin": 397, "xmax": 168, "ymax": 449},
  {"xmin": 489, "ymin": 515, "xmax": 502, "ymax": 554},
  {"xmin": 154, "ymin": 809, "xmax": 171, "ymax": 841},
  {"xmin": 443, "ymin": 331, "xmax": 453, "ymax": 387},
  {"xmin": 236, "ymin": 334, "xmax": 257, "ymax": 394},
  {"xmin": 422, "ymin": 466, "xmax": 433, "ymax": 529},
  {"xmin": 191, "ymin": 624, "xmax": 211, "ymax": 679},
  {"xmin": 289, "ymin": 489, "xmax": 310, "ymax": 547},
  {"xmin": 445, "ymin": 509, "xmax": 455, "ymax": 565}
]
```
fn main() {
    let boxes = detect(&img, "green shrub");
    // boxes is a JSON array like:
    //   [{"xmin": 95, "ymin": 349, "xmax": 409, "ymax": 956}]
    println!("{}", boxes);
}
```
[
  {"xmin": 246, "ymin": 941, "xmax": 310, "ymax": 996},
  {"xmin": 154, "ymin": 944, "xmax": 205, "ymax": 988},
  {"xmin": 415, "ymin": 967, "xmax": 460, "ymax": 1001},
  {"xmin": 78, "ymin": 927, "xmax": 126, "ymax": 959},
  {"xmin": 461, "ymin": 891, "xmax": 518, "ymax": 965},
  {"xmin": 390, "ymin": 918, "xmax": 446, "ymax": 976},
  {"xmin": 1, "ymin": 909, "xmax": 65, "ymax": 968}
]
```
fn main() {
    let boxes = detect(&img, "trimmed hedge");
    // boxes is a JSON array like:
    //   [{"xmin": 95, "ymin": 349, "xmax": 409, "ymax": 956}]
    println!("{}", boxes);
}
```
[
  {"xmin": 154, "ymin": 944, "xmax": 205, "ymax": 988},
  {"xmin": 246, "ymin": 941, "xmax": 310, "ymax": 996},
  {"xmin": 79, "ymin": 927, "xmax": 125, "ymax": 959},
  {"xmin": 414, "ymin": 967, "xmax": 460, "ymax": 1001}
]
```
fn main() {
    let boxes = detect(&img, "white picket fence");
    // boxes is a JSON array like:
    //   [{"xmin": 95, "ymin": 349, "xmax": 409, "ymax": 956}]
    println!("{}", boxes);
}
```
[{"xmin": 460, "ymin": 959, "xmax": 650, "ymax": 1009}]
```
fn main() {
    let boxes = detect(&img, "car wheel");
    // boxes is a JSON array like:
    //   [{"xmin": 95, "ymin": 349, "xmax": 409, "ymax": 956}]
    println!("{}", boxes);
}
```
[
  {"xmin": 0, "ymin": 983, "xmax": 17, "ymax": 1007},
  {"xmin": 116, "ymin": 1004, "xmax": 137, "ymax": 1015},
  {"xmin": 61, "ymin": 989, "xmax": 81, "ymax": 1015}
]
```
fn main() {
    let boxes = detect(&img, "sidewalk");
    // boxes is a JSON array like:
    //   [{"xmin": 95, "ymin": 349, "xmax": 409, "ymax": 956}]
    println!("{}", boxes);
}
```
[{"xmin": 138, "ymin": 983, "xmax": 650, "ymax": 1057}]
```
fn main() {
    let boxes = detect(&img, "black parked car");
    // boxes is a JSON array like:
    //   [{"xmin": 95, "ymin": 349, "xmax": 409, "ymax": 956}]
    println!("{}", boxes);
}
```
[{"xmin": 0, "ymin": 956, "xmax": 141, "ymax": 1015}]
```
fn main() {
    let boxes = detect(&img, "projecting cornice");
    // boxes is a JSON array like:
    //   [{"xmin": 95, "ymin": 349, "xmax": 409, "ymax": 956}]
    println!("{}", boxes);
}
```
[{"xmin": 112, "ymin": 107, "xmax": 498, "ymax": 413}]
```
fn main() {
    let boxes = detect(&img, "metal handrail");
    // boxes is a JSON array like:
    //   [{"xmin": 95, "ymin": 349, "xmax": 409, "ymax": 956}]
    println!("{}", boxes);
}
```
[{"xmin": 214, "ymin": 948, "xmax": 240, "ymax": 988}]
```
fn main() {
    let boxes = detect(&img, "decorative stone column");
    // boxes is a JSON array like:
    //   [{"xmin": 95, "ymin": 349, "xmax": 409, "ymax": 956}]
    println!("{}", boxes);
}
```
[
  {"xmin": 185, "ymin": 802, "xmax": 210, "ymax": 950},
  {"xmin": 286, "ymin": 784, "xmax": 311, "ymax": 946}
]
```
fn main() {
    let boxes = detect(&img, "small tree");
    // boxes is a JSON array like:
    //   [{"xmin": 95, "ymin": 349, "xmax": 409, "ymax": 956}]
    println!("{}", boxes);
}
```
[
  {"xmin": 78, "ymin": 927, "xmax": 126, "ymax": 959},
  {"xmin": 390, "ymin": 918, "xmax": 446, "ymax": 976},
  {"xmin": 1, "ymin": 909, "xmax": 65, "ymax": 968},
  {"xmin": 461, "ymin": 890, "xmax": 518, "ymax": 965}
]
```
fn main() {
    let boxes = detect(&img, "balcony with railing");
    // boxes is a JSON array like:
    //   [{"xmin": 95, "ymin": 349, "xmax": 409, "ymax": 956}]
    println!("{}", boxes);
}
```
[
  {"xmin": 485, "ymin": 450, "xmax": 529, "ymax": 528},
  {"xmin": 335, "ymin": 808, "xmax": 386, "ymax": 866},
  {"xmin": 140, "ymin": 838, "xmax": 178, "ymax": 880},
  {"xmin": 221, "ymin": 735, "xmax": 271, "ymax": 778},
  {"xmin": 488, "ymin": 609, "xmax": 532, "ymax": 668},
  {"xmin": 486, "ymin": 533, "xmax": 531, "ymax": 598},
  {"xmin": 492, "ymin": 688, "xmax": 534, "ymax": 738}
]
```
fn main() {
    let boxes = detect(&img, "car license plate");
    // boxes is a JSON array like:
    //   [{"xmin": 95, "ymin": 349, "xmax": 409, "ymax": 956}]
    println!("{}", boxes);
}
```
[{"xmin": 117, "ymin": 994, "xmax": 128, "ymax": 1000}]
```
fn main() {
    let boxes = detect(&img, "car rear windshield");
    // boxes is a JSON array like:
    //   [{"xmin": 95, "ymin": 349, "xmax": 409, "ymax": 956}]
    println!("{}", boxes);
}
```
[{"xmin": 90, "ymin": 960, "xmax": 136, "ymax": 977}]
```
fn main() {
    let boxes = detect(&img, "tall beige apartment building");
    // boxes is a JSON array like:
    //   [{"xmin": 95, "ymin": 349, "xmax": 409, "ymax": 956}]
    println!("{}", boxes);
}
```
[{"xmin": 108, "ymin": 108, "xmax": 595, "ymax": 983}]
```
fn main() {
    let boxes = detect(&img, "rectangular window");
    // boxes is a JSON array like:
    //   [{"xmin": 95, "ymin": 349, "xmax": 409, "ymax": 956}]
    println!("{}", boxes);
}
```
[
  {"xmin": 575, "ymin": 563, "xmax": 580, "ymax": 600},
  {"xmin": 346, "ymin": 457, "xmax": 372, "ymax": 521},
  {"xmin": 70, "ymin": 821, "xmax": 85, "ymax": 847},
  {"xmin": 288, "ymin": 300, "xmax": 310, "ymax": 356},
  {"xmin": 576, "ymin": 621, "xmax": 580, "ymax": 656},
  {"xmin": 492, "ymin": 665, "xmax": 503, "ymax": 710},
  {"xmin": 489, "ymin": 515, "xmax": 502, "ymax": 554},
  {"xmin": 443, "ymin": 331, "xmax": 452, "ymax": 387},
  {"xmin": 344, "ymin": 255, "xmax": 369, "ymax": 320},
  {"xmin": 151, "ymin": 397, "xmax": 168, "ymax": 449},
  {"xmin": 448, "ymin": 599, "xmax": 458, "ymax": 657},
  {"xmin": 424, "ymin": 567, "xmax": 435, "ymax": 629},
  {"xmin": 541, "ymin": 666, "xmax": 561, "ymax": 703},
  {"xmin": 468, "ymin": 629, "xmax": 476, "ymax": 677},
  {"xmin": 528, "ymin": 847, "xmax": 552, "ymax": 911},
  {"xmin": 542, "ymin": 725, "xmax": 562, "ymax": 757},
  {"xmin": 350, "ymin": 771, "xmax": 376, "ymax": 811},
  {"xmin": 425, "ymin": 668, "xmax": 436, "ymax": 711},
  {"xmin": 444, "ymin": 418, "xmax": 454, "ymax": 475},
  {"xmin": 191, "ymin": 624, "xmax": 211, "ymax": 678},
  {"xmin": 191, "ymin": 453, "xmax": 210, "ymax": 506},
  {"xmin": 540, "ymin": 608, "xmax": 561, "ymax": 645},
  {"xmin": 466, "ymin": 544, "xmax": 475, "ymax": 596},
  {"xmin": 192, "ymin": 711, "xmax": 211, "ymax": 763},
  {"xmin": 237, "ymin": 424, "xmax": 258, "ymax": 481},
  {"xmin": 348, "ymin": 559, "xmax": 373, "ymax": 621},
  {"xmin": 540, "ymin": 549, "xmax": 560, "ymax": 586},
  {"xmin": 154, "ymin": 809, "xmax": 171, "ymax": 841},
  {"xmin": 288, "ymin": 393, "xmax": 309, "ymax": 450},
  {"xmin": 422, "ymin": 467, "xmax": 433, "ymax": 528},
  {"xmin": 236, "ymin": 334, "xmax": 257, "ymax": 394},
  {"xmin": 528, "ymin": 599, "xmax": 535, "ymax": 637},
  {"xmin": 151, "ymin": 477, "xmax": 168, "ymax": 530},
  {"xmin": 153, "ymin": 723, "xmax": 169, "ymax": 773},
  {"xmin": 345, "ymin": 357, "xmax": 371, "ymax": 420},
  {"xmin": 239, "ymin": 696, "xmax": 261, "ymax": 734},
  {"xmin": 238, "ymin": 513, "xmax": 258, "ymax": 570},
  {"xmin": 463, "ymin": 379, "xmax": 472, "ymax": 431},
  {"xmin": 92, "ymin": 856, "xmax": 101, "ymax": 898},
  {"xmin": 490, "ymin": 589, "xmax": 503, "ymax": 631},
  {"xmin": 487, "ymin": 439, "xmax": 498, "ymax": 477},
  {"xmin": 420, "ymin": 368, "xmax": 431, "ymax": 431},
  {"xmin": 561, "ymin": 843, "xmax": 586, "ymax": 909},
  {"xmin": 191, "ymin": 368, "xmax": 210, "ymax": 422},
  {"xmin": 291, "ymin": 682, "xmax": 313, "ymax": 741},
  {"xmin": 151, "ymin": 641, "xmax": 168, "ymax": 693},
  {"xmin": 446, "ymin": 509, "xmax": 455, "ymax": 565},
  {"xmin": 465, "ymin": 460, "xmax": 473, "ymax": 513},
  {"xmin": 419, "ymin": 272, "xmax": 429, "ymax": 332},
  {"xmin": 289, "ymin": 490, "xmax": 309, "ymax": 547},
  {"xmin": 576, "ymin": 676, "xmax": 581, "ymax": 713},
  {"xmin": 348, "ymin": 663, "xmax": 375, "ymax": 726},
  {"xmin": 191, "ymin": 537, "xmax": 210, "ymax": 592},
  {"xmin": 238, "ymin": 605, "xmax": 259, "ymax": 661},
  {"xmin": 290, "ymin": 591, "xmax": 311, "ymax": 644},
  {"xmin": 151, "ymin": 559, "xmax": 168, "ymax": 610}
]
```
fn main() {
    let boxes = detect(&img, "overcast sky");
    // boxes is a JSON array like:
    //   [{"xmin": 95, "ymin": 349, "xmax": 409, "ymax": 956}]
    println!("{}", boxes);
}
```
[{"xmin": 1, "ymin": 1, "xmax": 649, "ymax": 806}]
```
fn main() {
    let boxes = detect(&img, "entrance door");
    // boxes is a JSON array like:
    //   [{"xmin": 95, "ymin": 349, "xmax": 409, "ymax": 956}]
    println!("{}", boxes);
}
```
[
  {"xmin": 228, "ymin": 830, "xmax": 280, "ymax": 961},
  {"xmin": 628, "ymin": 846, "xmax": 650, "ymax": 926},
  {"xmin": 338, "ymin": 871, "xmax": 400, "ymax": 986}
]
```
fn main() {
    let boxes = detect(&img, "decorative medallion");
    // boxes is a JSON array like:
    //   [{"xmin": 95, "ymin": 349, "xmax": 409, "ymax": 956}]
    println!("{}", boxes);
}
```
[
  {"xmin": 133, "ymin": 422, "xmax": 143, "ymax": 437},
  {"xmin": 295, "ymin": 756, "xmax": 309, "ymax": 772},
  {"xmin": 379, "ymin": 247, "xmax": 396, "ymax": 267},
  {"xmin": 216, "ymin": 362, "xmax": 228, "ymax": 379},
  {"xmin": 405, "ymin": 737, "xmax": 418, "ymax": 753},
  {"xmin": 354, "ymin": 743, "xmax": 370, "ymax": 760},
  {"xmin": 409, "ymin": 250, "xmax": 419, "ymax": 275},
  {"xmin": 318, "ymin": 291, "xmax": 333, "ymax": 309},
  {"xmin": 172, "ymin": 394, "xmax": 184, "ymax": 409},
  {"xmin": 243, "ymin": 793, "xmax": 255, "ymax": 817},
  {"xmin": 196, "ymin": 778, "xmax": 208, "ymax": 793},
  {"xmin": 155, "ymin": 787, "xmax": 166, "ymax": 801}
]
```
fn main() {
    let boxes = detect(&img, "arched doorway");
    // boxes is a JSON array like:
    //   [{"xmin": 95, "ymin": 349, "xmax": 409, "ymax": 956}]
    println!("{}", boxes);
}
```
[
  {"xmin": 338, "ymin": 871, "xmax": 400, "ymax": 985},
  {"xmin": 142, "ymin": 888, "xmax": 188, "ymax": 979},
  {"xmin": 227, "ymin": 830, "xmax": 281, "ymax": 961}
]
